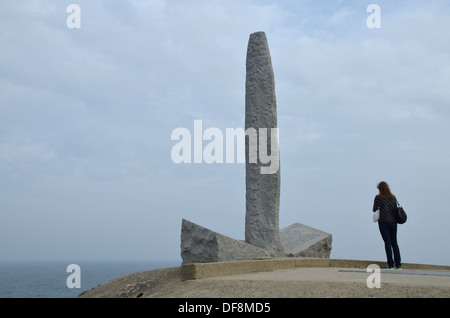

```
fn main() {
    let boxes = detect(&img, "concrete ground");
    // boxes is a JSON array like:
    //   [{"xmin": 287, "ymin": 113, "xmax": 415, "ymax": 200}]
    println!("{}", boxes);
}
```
[
  {"xmin": 80, "ymin": 259, "xmax": 450, "ymax": 298},
  {"xmin": 209, "ymin": 267, "xmax": 450, "ymax": 288}
]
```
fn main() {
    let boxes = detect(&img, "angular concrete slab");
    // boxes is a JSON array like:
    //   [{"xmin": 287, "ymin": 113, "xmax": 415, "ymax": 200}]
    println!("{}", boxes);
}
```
[
  {"xmin": 180, "ymin": 219, "xmax": 268, "ymax": 264},
  {"xmin": 280, "ymin": 223, "xmax": 332, "ymax": 258}
]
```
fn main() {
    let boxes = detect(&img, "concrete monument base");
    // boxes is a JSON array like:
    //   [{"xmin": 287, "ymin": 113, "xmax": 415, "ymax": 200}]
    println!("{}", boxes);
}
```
[
  {"xmin": 181, "ymin": 219, "xmax": 268, "ymax": 264},
  {"xmin": 181, "ymin": 219, "xmax": 332, "ymax": 264}
]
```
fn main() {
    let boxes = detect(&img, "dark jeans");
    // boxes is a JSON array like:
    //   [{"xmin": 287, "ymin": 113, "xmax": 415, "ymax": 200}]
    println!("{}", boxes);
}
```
[{"xmin": 378, "ymin": 222, "xmax": 401, "ymax": 268}]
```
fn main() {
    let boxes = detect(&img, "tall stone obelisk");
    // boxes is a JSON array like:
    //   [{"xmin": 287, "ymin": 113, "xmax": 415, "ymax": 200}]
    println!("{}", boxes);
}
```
[
  {"xmin": 179, "ymin": 31, "xmax": 332, "ymax": 264},
  {"xmin": 245, "ymin": 31, "xmax": 284, "ymax": 257}
]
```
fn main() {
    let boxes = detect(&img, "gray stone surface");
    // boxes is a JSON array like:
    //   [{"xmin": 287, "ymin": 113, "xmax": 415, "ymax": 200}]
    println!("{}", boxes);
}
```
[
  {"xmin": 280, "ymin": 223, "xmax": 332, "ymax": 258},
  {"xmin": 245, "ymin": 31, "xmax": 284, "ymax": 257},
  {"xmin": 181, "ymin": 219, "xmax": 268, "ymax": 264},
  {"xmin": 179, "ymin": 32, "xmax": 333, "ymax": 264}
]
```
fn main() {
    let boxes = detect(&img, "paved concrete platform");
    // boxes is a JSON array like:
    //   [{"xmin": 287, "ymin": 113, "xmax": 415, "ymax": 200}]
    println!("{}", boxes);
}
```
[
  {"xmin": 181, "ymin": 258, "xmax": 450, "ymax": 280},
  {"xmin": 203, "ymin": 266, "xmax": 450, "ymax": 290},
  {"xmin": 339, "ymin": 269, "xmax": 450, "ymax": 277},
  {"xmin": 80, "ymin": 259, "xmax": 450, "ymax": 298}
]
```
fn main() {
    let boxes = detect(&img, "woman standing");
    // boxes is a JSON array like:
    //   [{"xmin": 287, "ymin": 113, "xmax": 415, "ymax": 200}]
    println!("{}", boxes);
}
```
[{"xmin": 373, "ymin": 181, "xmax": 402, "ymax": 269}]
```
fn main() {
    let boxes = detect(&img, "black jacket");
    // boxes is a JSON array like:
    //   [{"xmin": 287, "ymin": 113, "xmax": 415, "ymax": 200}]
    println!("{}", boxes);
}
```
[{"xmin": 373, "ymin": 195, "xmax": 398, "ymax": 224}]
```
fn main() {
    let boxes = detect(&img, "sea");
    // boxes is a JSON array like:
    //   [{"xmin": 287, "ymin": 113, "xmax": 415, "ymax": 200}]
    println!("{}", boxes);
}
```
[{"xmin": 0, "ymin": 260, "xmax": 180, "ymax": 298}]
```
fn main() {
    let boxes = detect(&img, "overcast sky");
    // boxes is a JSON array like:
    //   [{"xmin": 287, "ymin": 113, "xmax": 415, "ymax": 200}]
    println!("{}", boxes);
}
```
[{"xmin": 1, "ymin": 0, "xmax": 449, "ymax": 266}]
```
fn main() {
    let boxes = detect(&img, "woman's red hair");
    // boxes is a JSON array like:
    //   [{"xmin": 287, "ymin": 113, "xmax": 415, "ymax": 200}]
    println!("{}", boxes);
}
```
[{"xmin": 377, "ymin": 181, "xmax": 396, "ymax": 199}]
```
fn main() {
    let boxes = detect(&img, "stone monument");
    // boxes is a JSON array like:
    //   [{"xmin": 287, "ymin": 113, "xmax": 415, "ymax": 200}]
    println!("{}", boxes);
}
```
[
  {"xmin": 245, "ymin": 32, "xmax": 284, "ymax": 257},
  {"xmin": 180, "ymin": 31, "xmax": 332, "ymax": 264}
]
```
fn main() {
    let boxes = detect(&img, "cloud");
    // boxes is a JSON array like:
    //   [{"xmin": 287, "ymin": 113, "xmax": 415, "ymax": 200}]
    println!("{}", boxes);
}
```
[
  {"xmin": 327, "ymin": 7, "xmax": 356, "ymax": 26},
  {"xmin": 0, "ymin": 139, "xmax": 57, "ymax": 162},
  {"xmin": 1, "ymin": 0, "xmax": 450, "ymax": 265}
]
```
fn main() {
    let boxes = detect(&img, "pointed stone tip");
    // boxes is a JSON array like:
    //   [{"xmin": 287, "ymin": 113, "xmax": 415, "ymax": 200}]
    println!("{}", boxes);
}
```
[
  {"xmin": 246, "ymin": 31, "xmax": 270, "ymax": 57},
  {"xmin": 249, "ymin": 31, "xmax": 266, "ymax": 39}
]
